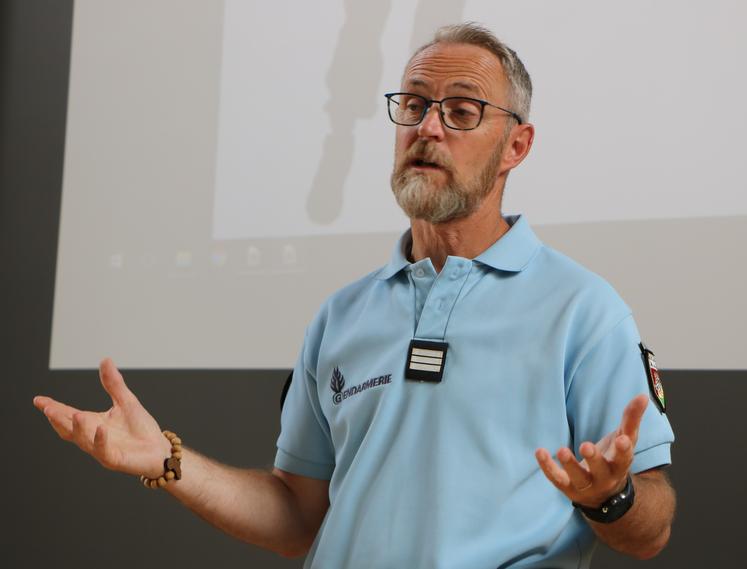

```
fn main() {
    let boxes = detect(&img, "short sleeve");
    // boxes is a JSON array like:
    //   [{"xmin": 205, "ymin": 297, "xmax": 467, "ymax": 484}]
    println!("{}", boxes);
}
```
[
  {"xmin": 566, "ymin": 314, "xmax": 674, "ymax": 473},
  {"xmin": 274, "ymin": 332, "xmax": 335, "ymax": 480}
]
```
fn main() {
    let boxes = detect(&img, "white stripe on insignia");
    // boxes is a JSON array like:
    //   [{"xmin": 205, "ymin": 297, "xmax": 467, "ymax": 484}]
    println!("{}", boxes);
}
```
[
  {"xmin": 410, "ymin": 354, "xmax": 443, "ymax": 364},
  {"xmin": 409, "ymin": 362, "xmax": 443, "ymax": 372},
  {"xmin": 411, "ymin": 347, "xmax": 444, "ymax": 358}
]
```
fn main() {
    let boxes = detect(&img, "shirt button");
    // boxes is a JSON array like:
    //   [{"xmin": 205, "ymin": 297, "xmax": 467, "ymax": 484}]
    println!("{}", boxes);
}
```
[
  {"xmin": 415, "ymin": 268, "xmax": 425, "ymax": 278},
  {"xmin": 450, "ymin": 270, "xmax": 461, "ymax": 279}
]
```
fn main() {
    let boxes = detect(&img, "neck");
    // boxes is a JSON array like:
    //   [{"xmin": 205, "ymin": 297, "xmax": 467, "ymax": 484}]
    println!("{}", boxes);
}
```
[{"xmin": 409, "ymin": 191, "xmax": 510, "ymax": 272}]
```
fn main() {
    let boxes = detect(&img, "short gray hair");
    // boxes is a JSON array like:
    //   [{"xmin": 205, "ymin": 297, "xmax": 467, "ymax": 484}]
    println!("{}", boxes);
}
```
[{"xmin": 411, "ymin": 22, "xmax": 532, "ymax": 124}]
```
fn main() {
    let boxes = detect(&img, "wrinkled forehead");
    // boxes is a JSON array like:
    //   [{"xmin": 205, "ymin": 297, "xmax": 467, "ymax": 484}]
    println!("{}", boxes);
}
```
[{"xmin": 402, "ymin": 43, "xmax": 507, "ymax": 101}]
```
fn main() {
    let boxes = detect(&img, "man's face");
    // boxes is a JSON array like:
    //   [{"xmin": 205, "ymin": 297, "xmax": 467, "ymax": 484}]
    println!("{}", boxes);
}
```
[{"xmin": 391, "ymin": 43, "xmax": 513, "ymax": 224}]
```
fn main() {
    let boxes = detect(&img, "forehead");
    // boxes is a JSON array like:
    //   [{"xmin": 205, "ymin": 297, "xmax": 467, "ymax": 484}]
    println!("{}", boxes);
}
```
[{"xmin": 402, "ymin": 43, "xmax": 506, "ymax": 99}]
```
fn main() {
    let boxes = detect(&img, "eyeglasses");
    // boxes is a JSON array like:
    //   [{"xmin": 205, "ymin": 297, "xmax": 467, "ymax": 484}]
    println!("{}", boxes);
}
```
[{"xmin": 384, "ymin": 92, "xmax": 523, "ymax": 130}]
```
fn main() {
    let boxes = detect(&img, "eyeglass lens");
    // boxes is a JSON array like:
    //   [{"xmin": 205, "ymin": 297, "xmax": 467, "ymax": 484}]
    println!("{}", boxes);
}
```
[{"xmin": 388, "ymin": 94, "xmax": 483, "ymax": 130}]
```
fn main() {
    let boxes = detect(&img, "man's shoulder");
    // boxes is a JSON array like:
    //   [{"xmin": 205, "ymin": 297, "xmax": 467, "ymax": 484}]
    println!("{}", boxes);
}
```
[
  {"xmin": 532, "ymin": 243, "xmax": 630, "ymax": 314},
  {"xmin": 306, "ymin": 264, "xmax": 390, "ymax": 333},
  {"xmin": 327, "ymin": 265, "xmax": 389, "ymax": 307}
]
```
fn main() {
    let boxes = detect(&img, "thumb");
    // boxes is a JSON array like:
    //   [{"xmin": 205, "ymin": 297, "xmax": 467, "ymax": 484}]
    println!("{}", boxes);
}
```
[{"xmin": 99, "ymin": 357, "xmax": 136, "ymax": 407}]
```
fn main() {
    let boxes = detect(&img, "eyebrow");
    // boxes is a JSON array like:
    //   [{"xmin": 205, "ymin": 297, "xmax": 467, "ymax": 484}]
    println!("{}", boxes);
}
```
[
  {"xmin": 448, "ymin": 81, "xmax": 480, "ymax": 95},
  {"xmin": 404, "ymin": 78, "xmax": 481, "ymax": 96},
  {"xmin": 405, "ymin": 77, "xmax": 432, "ymax": 90}
]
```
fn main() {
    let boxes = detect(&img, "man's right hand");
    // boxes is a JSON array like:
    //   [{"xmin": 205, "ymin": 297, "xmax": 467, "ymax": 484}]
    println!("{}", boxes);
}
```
[
  {"xmin": 34, "ymin": 358, "xmax": 330, "ymax": 557},
  {"xmin": 33, "ymin": 357, "xmax": 172, "ymax": 479}
]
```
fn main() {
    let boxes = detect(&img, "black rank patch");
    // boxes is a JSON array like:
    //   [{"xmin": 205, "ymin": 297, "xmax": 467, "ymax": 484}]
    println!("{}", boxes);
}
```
[
  {"xmin": 405, "ymin": 339, "xmax": 449, "ymax": 383},
  {"xmin": 640, "ymin": 342, "xmax": 666, "ymax": 413}
]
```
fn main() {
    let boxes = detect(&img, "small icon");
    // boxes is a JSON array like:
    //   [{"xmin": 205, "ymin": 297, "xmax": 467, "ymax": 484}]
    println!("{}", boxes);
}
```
[
  {"xmin": 246, "ymin": 246, "xmax": 261, "ymax": 268},
  {"xmin": 140, "ymin": 252, "xmax": 157, "ymax": 268},
  {"xmin": 175, "ymin": 250, "xmax": 192, "ymax": 268},
  {"xmin": 109, "ymin": 253, "xmax": 124, "ymax": 269},
  {"xmin": 211, "ymin": 249, "xmax": 227, "ymax": 267},
  {"xmin": 282, "ymin": 244, "xmax": 297, "ymax": 266}
]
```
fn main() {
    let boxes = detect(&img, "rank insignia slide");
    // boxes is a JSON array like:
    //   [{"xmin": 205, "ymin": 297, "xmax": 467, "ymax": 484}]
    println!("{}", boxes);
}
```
[{"xmin": 405, "ymin": 339, "xmax": 448, "ymax": 383}]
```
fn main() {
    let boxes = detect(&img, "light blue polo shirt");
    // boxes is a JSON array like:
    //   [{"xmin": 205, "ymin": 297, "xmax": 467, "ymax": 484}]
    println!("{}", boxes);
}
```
[{"xmin": 275, "ymin": 215, "xmax": 674, "ymax": 569}]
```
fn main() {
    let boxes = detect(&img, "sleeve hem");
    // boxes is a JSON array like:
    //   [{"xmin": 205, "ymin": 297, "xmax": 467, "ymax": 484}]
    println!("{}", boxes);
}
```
[
  {"xmin": 631, "ymin": 442, "xmax": 672, "ymax": 473},
  {"xmin": 274, "ymin": 448, "xmax": 334, "ymax": 480}
]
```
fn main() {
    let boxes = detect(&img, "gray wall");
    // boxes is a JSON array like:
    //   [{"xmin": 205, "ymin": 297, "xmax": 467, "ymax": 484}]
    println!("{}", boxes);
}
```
[{"xmin": 1, "ymin": 2, "xmax": 744, "ymax": 567}]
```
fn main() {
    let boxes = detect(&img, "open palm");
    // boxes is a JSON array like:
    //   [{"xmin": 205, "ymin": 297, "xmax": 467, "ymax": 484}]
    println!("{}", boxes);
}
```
[{"xmin": 33, "ymin": 358, "xmax": 171, "ymax": 478}]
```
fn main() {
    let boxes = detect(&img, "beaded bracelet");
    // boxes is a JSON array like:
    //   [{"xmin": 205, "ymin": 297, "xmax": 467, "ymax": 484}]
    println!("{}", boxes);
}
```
[{"xmin": 139, "ymin": 430, "xmax": 183, "ymax": 489}]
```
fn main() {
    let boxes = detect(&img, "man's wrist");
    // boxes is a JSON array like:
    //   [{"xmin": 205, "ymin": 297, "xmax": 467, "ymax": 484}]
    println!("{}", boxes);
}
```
[
  {"xmin": 144, "ymin": 433, "xmax": 178, "ymax": 479},
  {"xmin": 140, "ymin": 431, "xmax": 183, "ymax": 489},
  {"xmin": 573, "ymin": 475, "xmax": 636, "ymax": 524}
]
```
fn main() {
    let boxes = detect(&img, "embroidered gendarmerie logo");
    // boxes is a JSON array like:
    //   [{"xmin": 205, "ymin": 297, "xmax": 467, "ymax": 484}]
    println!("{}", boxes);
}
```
[
  {"xmin": 331, "ymin": 366, "xmax": 392, "ymax": 405},
  {"xmin": 331, "ymin": 367, "xmax": 345, "ymax": 404}
]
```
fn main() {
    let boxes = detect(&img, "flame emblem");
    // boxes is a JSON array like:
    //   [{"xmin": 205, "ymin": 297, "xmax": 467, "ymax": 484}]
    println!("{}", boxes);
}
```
[{"xmin": 331, "ymin": 367, "xmax": 345, "ymax": 404}]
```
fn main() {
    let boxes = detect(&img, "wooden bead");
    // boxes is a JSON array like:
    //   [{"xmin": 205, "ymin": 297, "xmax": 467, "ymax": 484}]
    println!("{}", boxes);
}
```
[{"xmin": 139, "ymin": 431, "xmax": 183, "ymax": 490}]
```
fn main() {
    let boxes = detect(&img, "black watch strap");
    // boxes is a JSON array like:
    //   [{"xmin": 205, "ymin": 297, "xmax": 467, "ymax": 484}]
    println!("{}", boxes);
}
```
[{"xmin": 572, "ymin": 475, "xmax": 635, "ymax": 524}]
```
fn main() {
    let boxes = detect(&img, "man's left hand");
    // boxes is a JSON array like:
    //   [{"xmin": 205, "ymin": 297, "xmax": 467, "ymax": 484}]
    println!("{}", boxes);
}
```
[{"xmin": 535, "ymin": 394, "xmax": 648, "ymax": 508}]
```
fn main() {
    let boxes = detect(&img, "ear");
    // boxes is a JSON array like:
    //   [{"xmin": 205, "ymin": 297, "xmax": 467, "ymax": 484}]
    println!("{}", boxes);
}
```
[{"xmin": 501, "ymin": 122, "xmax": 535, "ymax": 173}]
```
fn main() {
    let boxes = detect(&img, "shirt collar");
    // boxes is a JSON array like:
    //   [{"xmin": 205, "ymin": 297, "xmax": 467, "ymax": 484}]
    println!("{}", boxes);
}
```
[
  {"xmin": 473, "ymin": 214, "xmax": 543, "ymax": 272},
  {"xmin": 376, "ymin": 215, "xmax": 542, "ymax": 280},
  {"xmin": 376, "ymin": 230, "xmax": 413, "ymax": 280}
]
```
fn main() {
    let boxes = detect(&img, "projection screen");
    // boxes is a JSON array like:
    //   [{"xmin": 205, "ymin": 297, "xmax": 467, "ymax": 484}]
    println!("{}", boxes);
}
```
[{"xmin": 51, "ymin": 0, "xmax": 747, "ymax": 369}]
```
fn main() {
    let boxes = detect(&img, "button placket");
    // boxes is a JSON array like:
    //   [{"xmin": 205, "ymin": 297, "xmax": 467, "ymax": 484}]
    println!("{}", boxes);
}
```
[
  {"xmin": 409, "ymin": 259, "xmax": 437, "ymax": 330},
  {"xmin": 414, "ymin": 257, "xmax": 472, "ymax": 340}
]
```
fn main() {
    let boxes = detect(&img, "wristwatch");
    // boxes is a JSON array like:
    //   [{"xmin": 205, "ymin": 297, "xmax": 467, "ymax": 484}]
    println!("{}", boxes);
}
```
[{"xmin": 572, "ymin": 475, "xmax": 635, "ymax": 523}]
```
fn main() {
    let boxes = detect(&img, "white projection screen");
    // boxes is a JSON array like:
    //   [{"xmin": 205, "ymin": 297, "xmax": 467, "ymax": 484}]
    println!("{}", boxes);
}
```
[{"xmin": 51, "ymin": 0, "xmax": 747, "ymax": 370}]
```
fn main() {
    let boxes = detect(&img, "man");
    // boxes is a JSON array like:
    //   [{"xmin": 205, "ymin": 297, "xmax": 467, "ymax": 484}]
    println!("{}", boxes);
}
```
[{"xmin": 34, "ymin": 23, "xmax": 675, "ymax": 568}]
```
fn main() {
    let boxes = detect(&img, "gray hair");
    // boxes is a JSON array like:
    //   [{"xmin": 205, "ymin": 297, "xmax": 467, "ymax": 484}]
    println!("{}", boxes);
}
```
[{"xmin": 411, "ymin": 22, "xmax": 532, "ymax": 124}]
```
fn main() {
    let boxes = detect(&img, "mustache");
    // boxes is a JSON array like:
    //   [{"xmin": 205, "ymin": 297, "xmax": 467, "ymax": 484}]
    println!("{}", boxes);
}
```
[{"xmin": 398, "ymin": 141, "xmax": 454, "ymax": 171}]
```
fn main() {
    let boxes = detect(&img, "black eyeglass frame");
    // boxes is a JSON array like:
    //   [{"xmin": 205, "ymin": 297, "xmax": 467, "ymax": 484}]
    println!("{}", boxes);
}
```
[{"xmin": 384, "ymin": 92, "xmax": 524, "ymax": 130}]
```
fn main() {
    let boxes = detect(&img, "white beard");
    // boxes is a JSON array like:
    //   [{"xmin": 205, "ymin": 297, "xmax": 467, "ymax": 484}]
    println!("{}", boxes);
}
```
[
  {"xmin": 392, "ymin": 171, "xmax": 476, "ymax": 224},
  {"xmin": 391, "ymin": 141, "xmax": 504, "ymax": 224}
]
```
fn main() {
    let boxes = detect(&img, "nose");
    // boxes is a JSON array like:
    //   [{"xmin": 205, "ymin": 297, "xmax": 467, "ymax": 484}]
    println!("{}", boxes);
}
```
[{"xmin": 416, "ymin": 104, "xmax": 446, "ymax": 141}]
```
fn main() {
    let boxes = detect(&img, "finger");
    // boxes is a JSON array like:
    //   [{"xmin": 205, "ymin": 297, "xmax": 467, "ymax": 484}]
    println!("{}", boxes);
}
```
[
  {"xmin": 619, "ymin": 394, "xmax": 649, "ymax": 443},
  {"xmin": 33, "ymin": 395, "xmax": 54, "ymax": 411},
  {"xmin": 71, "ymin": 412, "xmax": 99, "ymax": 453},
  {"xmin": 93, "ymin": 424, "xmax": 119, "ymax": 470},
  {"xmin": 579, "ymin": 441, "xmax": 611, "ymax": 480},
  {"xmin": 535, "ymin": 448, "xmax": 570, "ymax": 489},
  {"xmin": 35, "ymin": 396, "xmax": 83, "ymax": 420},
  {"xmin": 43, "ymin": 405, "xmax": 75, "ymax": 440},
  {"xmin": 39, "ymin": 399, "xmax": 84, "ymax": 440},
  {"xmin": 608, "ymin": 434, "xmax": 634, "ymax": 477},
  {"xmin": 557, "ymin": 447, "xmax": 592, "ymax": 490},
  {"xmin": 99, "ymin": 357, "xmax": 136, "ymax": 407}
]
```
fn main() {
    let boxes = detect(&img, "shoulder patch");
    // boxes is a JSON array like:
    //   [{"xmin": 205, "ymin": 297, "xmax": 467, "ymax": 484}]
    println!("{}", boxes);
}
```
[{"xmin": 639, "ymin": 342, "xmax": 665, "ymax": 413}]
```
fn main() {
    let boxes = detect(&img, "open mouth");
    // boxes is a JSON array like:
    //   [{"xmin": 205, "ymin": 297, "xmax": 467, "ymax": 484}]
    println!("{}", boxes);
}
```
[{"xmin": 411, "ymin": 158, "xmax": 442, "ymax": 169}]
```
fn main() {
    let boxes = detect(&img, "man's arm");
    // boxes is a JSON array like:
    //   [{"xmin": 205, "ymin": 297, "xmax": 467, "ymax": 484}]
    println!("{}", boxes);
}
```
[
  {"xmin": 33, "ymin": 358, "xmax": 329, "ymax": 558},
  {"xmin": 536, "ymin": 394, "xmax": 676, "ymax": 559},
  {"xmin": 164, "ymin": 451, "xmax": 329, "ymax": 557},
  {"xmin": 587, "ymin": 468, "xmax": 674, "ymax": 559}
]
